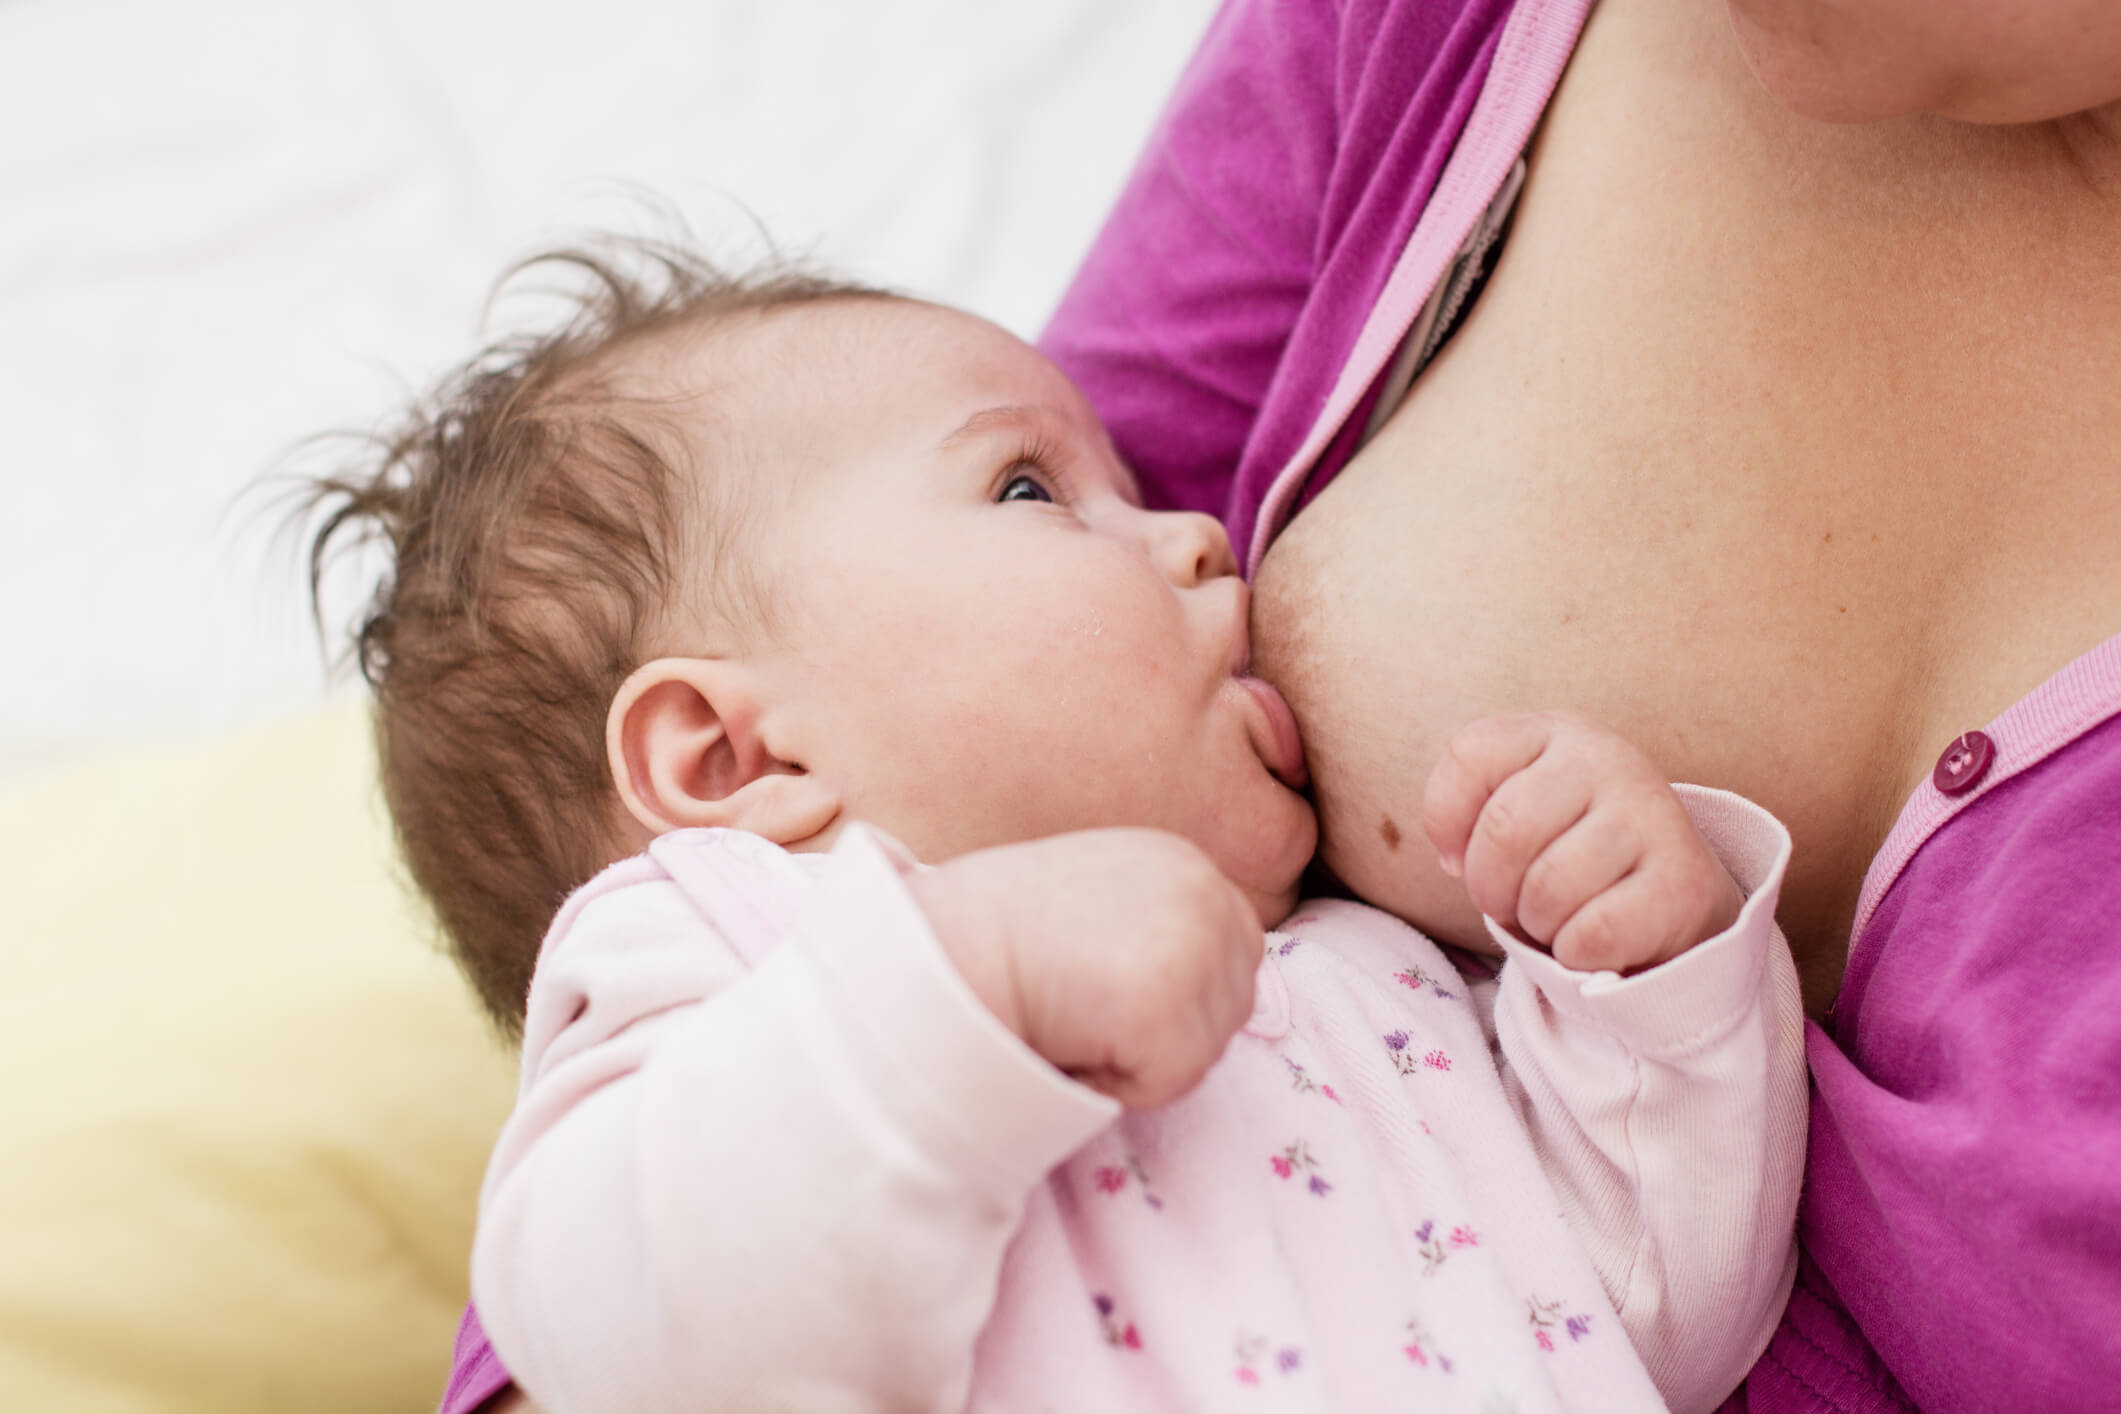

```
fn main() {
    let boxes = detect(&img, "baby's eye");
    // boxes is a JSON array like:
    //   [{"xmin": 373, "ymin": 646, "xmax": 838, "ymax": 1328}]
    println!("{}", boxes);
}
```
[{"xmin": 997, "ymin": 471, "xmax": 1053, "ymax": 504}]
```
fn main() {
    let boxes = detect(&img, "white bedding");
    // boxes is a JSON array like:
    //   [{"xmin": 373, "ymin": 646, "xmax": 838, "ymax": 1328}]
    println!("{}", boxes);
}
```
[{"xmin": 0, "ymin": 0, "xmax": 1214, "ymax": 786}]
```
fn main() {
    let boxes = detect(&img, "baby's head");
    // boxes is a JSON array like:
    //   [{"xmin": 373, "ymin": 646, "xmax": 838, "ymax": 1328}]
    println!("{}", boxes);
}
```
[{"xmin": 312, "ymin": 240, "xmax": 1316, "ymax": 1032}]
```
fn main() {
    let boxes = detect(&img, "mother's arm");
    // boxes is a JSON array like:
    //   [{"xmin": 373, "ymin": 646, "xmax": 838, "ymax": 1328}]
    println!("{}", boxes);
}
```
[{"xmin": 1038, "ymin": 0, "xmax": 1346, "ymax": 518}]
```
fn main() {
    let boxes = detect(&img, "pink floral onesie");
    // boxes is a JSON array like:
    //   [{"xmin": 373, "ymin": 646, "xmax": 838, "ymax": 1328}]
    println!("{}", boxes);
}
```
[{"xmin": 470, "ymin": 787, "xmax": 1805, "ymax": 1414}]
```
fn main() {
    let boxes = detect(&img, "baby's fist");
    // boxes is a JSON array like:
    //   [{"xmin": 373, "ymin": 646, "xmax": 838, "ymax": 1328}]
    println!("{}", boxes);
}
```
[
  {"xmin": 1422, "ymin": 713, "xmax": 1742, "ymax": 973},
  {"xmin": 909, "ymin": 829, "xmax": 1263, "ymax": 1109}
]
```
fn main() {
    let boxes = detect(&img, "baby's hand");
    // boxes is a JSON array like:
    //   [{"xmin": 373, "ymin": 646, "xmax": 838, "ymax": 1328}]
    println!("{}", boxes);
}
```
[
  {"xmin": 1421, "ymin": 712, "xmax": 1743, "ymax": 973},
  {"xmin": 907, "ymin": 829, "xmax": 1263, "ymax": 1110}
]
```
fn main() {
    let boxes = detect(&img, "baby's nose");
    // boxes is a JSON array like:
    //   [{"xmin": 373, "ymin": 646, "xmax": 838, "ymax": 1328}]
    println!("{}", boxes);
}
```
[{"xmin": 1149, "ymin": 509, "xmax": 1237, "ymax": 587}]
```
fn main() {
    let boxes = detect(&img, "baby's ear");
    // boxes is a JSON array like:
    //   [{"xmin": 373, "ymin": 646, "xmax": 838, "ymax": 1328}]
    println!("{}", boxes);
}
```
[{"xmin": 606, "ymin": 658, "xmax": 839, "ymax": 845}]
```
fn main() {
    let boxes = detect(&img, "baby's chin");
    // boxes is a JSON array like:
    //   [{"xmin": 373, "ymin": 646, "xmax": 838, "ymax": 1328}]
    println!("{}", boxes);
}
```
[
  {"xmin": 1246, "ymin": 879, "xmax": 1303, "ymax": 932},
  {"xmin": 1230, "ymin": 796, "xmax": 1320, "ymax": 930}
]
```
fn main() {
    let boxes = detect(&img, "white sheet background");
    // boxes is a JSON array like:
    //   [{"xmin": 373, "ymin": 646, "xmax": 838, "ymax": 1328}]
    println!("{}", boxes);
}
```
[{"xmin": 0, "ymin": 0, "xmax": 1217, "ymax": 786}]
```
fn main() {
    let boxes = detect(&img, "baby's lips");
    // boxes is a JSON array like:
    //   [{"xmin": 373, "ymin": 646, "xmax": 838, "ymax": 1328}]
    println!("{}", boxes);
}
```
[{"xmin": 1238, "ymin": 675, "xmax": 1309, "ymax": 789}]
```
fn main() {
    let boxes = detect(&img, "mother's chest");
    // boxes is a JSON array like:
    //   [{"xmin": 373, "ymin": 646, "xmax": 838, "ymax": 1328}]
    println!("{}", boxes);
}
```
[{"xmin": 1251, "ymin": 0, "xmax": 2121, "ymax": 974}]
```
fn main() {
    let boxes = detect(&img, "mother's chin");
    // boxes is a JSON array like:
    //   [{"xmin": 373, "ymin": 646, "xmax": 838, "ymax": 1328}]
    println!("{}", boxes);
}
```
[{"xmin": 1722, "ymin": 0, "xmax": 2121, "ymax": 125}]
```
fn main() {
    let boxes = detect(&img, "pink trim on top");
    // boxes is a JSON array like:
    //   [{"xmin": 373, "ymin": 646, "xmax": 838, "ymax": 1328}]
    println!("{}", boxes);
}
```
[
  {"xmin": 1849, "ymin": 630, "xmax": 2121, "ymax": 950},
  {"xmin": 1245, "ymin": 0, "xmax": 1594, "ymax": 576}
]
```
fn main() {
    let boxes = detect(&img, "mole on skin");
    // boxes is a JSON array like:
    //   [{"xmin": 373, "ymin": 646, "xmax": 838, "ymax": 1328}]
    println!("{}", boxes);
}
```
[{"xmin": 1380, "ymin": 814, "xmax": 1402, "ymax": 850}]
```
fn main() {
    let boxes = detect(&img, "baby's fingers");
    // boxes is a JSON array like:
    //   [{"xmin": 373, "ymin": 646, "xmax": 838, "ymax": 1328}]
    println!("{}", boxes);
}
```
[
  {"xmin": 1512, "ymin": 810, "xmax": 1642, "ymax": 946},
  {"xmin": 1198, "ymin": 893, "xmax": 1266, "ymax": 1059},
  {"xmin": 1423, "ymin": 717, "xmax": 1555, "ymax": 876},
  {"xmin": 1107, "ymin": 987, "xmax": 1247, "ymax": 1110},
  {"xmin": 1120, "ymin": 884, "xmax": 1261, "ymax": 1111},
  {"xmin": 1459, "ymin": 766, "xmax": 1600, "ymax": 929},
  {"xmin": 1550, "ymin": 849, "xmax": 1738, "ymax": 974},
  {"xmin": 1423, "ymin": 714, "xmax": 1565, "ymax": 880},
  {"xmin": 1549, "ymin": 870, "xmax": 1687, "ymax": 974}
]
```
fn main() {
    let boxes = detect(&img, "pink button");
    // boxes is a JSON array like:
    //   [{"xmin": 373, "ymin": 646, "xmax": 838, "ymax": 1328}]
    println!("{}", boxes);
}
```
[{"xmin": 1932, "ymin": 730, "xmax": 1995, "ymax": 796}]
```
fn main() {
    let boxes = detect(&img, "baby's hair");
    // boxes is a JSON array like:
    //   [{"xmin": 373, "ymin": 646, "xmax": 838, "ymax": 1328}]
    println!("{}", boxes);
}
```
[{"xmin": 303, "ymin": 236, "xmax": 888, "ymax": 1036}]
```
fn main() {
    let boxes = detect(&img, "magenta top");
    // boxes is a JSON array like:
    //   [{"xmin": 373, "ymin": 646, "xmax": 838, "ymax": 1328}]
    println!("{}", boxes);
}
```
[
  {"xmin": 440, "ymin": 2, "xmax": 2121, "ymax": 1409},
  {"xmin": 439, "ymin": 1301, "xmax": 508, "ymax": 1414},
  {"xmin": 1039, "ymin": 0, "xmax": 1528, "ymax": 564}
]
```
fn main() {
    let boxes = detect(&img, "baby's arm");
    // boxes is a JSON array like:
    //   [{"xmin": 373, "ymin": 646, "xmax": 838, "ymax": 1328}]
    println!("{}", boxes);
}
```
[
  {"xmin": 476, "ymin": 825, "xmax": 1263, "ymax": 1414},
  {"xmin": 1423, "ymin": 714, "xmax": 1807, "ymax": 1414},
  {"xmin": 474, "ymin": 826, "xmax": 1114, "ymax": 1413}
]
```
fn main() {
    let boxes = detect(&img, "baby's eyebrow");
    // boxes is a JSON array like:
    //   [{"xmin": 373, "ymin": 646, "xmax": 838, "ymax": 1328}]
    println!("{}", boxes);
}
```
[
  {"xmin": 936, "ymin": 404, "xmax": 1043, "ymax": 451},
  {"xmin": 935, "ymin": 402, "xmax": 1143, "ymax": 503}
]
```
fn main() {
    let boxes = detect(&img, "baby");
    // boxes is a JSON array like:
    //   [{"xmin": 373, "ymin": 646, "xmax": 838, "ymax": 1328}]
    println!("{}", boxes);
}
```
[{"xmin": 312, "ymin": 240, "xmax": 1805, "ymax": 1414}]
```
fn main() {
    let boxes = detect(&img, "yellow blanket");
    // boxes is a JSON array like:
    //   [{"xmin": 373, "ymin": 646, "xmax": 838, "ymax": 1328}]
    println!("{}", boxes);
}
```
[{"xmin": 0, "ymin": 704, "xmax": 515, "ymax": 1414}]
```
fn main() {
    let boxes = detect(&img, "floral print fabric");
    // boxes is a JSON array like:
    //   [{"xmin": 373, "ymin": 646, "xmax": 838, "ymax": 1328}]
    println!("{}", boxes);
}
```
[{"xmin": 966, "ymin": 899, "xmax": 1669, "ymax": 1412}]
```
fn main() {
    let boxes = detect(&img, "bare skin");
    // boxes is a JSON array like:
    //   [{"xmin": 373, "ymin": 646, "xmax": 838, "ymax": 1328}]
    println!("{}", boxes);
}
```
[{"xmin": 1253, "ymin": 0, "xmax": 2121, "ymax": 1012}]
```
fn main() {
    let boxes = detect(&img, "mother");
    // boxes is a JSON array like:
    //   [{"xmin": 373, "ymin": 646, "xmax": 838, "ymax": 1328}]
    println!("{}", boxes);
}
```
[{"xmin": 1039, "ymin": 0, "xmax": 2121, "ymax": 1408}]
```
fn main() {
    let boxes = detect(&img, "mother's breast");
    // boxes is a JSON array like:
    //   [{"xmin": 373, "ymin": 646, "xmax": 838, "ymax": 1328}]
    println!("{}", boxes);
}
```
[
  {"xmin": 1247, "ymin": 0, "xmax": 1968, "ymax": 971},
  {"xmin": 1249, "ymin": 378, "xmax": 1920, "ymax": 963}
]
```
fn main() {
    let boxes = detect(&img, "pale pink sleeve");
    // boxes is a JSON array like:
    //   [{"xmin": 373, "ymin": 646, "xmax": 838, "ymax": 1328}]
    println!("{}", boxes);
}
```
[
  {"xmin": 471, "ymin": 825, "xmax": 1119, "ymax": 1414},
  {"xmin": 1488, "ymin": 786, "xmax": 1807, "ymax": 1414}
]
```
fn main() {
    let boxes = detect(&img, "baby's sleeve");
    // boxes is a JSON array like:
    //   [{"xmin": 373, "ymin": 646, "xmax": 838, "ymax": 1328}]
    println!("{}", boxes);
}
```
[
  {"xmin": 472, "ymin": 826, "xmax": 1119, "ymax": 1414},
  {"xmin": 1489, "ymin": 786, "xmax": 1807, "ymax": 1414}
]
